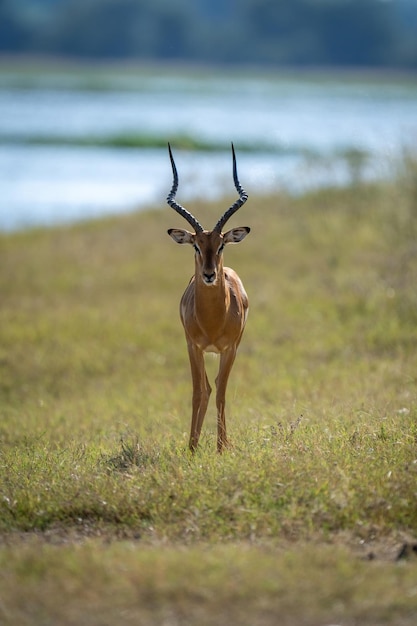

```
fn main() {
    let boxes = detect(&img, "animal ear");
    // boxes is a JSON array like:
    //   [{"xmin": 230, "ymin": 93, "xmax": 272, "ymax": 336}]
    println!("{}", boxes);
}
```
[
  {"xmin": 167, "ymin": 228, "xmax": 194, "ymax": 244},
  {"xmin": 223, "ymin": 226, "xmax": 250, "ymax": 244}
]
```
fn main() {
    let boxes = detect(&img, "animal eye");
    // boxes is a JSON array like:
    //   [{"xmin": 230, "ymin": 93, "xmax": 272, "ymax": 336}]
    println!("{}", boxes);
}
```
[
  {"xmin": 193, "ymin": 244, "xmax": 201, "ymax": 255},
  {"xmin": 217, "ymin": 244, "xmax": 225, "ymax": 254}
]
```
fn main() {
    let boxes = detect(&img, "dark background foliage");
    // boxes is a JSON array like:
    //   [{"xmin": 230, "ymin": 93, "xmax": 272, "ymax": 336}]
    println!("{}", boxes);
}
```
[{"xmin": 1, "ymin": 0, "xmax": 416, "ymax": 68}]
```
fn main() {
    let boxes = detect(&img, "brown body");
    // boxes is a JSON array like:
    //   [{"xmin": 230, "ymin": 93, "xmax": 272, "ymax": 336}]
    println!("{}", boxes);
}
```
[
  {"xmin": 167, "ymin": 145, "xmax": 250, "ymax": 452},
  {"xmin": 181, "ymin": 265, "xmax": 247, "ymax": 354}
]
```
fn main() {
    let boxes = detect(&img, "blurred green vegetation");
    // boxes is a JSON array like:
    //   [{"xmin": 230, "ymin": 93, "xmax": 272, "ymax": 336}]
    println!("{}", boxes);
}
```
[
  {"xmin": 1, "ymin": 0, "xmax": 417, "ymax": 69},
  {"xmin": 1, "ymin": 541, "xmax": 417, "ymax": 625}
]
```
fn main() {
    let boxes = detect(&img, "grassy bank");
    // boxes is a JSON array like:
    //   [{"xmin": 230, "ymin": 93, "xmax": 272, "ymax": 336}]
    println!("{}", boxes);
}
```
[
  {"xmin": 0, "ymin": 131, "xmax": 287, "ymax": 153},
  {"xmin": 1, "ymin": 159, "xmax": 417, "ymax": 624}
]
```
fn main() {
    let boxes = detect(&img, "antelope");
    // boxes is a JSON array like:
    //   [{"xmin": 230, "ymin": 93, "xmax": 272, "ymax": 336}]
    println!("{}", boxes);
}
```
[{"xmin": 167, "ymin": 143, "xmax": 250, "ymax": 453}]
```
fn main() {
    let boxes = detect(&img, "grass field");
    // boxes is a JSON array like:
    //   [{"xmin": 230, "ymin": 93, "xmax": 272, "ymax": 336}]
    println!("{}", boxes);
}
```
[{"xmin": 1, "ymin": 155, "xmax": 417, "ymax": 625}]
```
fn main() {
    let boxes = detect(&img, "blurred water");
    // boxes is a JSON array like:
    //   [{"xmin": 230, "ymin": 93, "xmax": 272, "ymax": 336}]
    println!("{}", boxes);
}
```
[{"xmin": 0, "ymin": 71, "xmax": 416, "ymax": 231}]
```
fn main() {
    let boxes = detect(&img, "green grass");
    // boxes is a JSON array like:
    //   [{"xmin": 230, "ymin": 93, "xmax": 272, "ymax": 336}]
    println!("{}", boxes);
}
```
[{"xmin": 1, "ymin": 157, "xmax": 417, "ymax": 624}]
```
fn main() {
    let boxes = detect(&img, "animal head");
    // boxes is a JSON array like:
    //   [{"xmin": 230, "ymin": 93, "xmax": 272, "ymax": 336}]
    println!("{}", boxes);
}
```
[{"xmin": 167, "ymin": 144, "xmax": 250, "ymax": 286}]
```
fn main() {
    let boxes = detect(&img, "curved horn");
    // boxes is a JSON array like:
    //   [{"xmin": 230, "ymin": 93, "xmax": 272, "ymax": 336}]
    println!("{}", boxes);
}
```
[
  {"xmin": 213, "ymin": 143, "xmax": 248, "ymax": 233},
  {"xmin": 166, "ymin": 143, "xmax": 204, "ymax": 233}
]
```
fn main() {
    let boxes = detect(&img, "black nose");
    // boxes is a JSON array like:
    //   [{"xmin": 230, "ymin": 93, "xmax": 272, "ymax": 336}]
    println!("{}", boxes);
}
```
[{"xmin": 203, "ymin": 272, "xmax": 215, "ymax": 283}]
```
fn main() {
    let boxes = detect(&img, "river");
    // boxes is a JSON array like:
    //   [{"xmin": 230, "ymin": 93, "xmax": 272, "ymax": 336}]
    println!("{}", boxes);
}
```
[{"xmin": 0, "ymin": 66, "xmax": 416, "ymax": 231}]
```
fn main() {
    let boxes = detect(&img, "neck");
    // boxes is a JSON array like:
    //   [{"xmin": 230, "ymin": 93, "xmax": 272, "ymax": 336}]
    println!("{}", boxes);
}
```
[{"xmin": 194, "ymin": 266, "xmax": 229, "ymax": 325}]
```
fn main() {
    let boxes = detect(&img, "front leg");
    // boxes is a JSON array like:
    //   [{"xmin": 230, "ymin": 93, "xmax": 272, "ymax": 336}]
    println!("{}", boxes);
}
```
[
  {"xmin": 187, "ymin": 340, "xmax": 211, "ymax": 452},
  {"xmin": 215, "ymin": 347, "xmax": 237, "ymax": 453}
]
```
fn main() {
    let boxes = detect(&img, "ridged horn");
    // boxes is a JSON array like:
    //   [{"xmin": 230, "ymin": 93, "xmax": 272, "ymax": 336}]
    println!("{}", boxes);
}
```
[
  {"xmin": 213, "ymin": 143, "xmax": 248, "ymax": 233},
  {"xmin": 166, "ymin": 143, "xmax": 204, "ymax": 233}
]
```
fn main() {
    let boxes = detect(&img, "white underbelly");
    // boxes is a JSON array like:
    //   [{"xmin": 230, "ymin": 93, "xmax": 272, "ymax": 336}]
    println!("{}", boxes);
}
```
[{"xmin": 203, "ymin": 344, "xmax": 221, "ymax": 354}]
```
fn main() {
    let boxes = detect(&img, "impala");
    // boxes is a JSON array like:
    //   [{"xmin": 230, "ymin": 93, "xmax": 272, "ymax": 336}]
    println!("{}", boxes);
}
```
[{"xmin": 167, "ymin": 143, "xmax": 250, "ymax": 452}]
